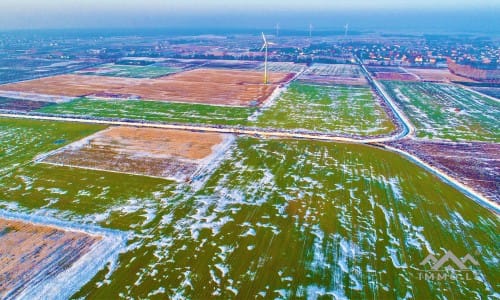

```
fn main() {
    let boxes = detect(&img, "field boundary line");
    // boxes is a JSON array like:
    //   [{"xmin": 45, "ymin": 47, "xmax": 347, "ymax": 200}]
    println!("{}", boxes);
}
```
[
  {"xmin": 0, "ymin": 112, "xmax": 397, "ymax": 143},
  {"xmin": 38, "ymin": 160, "xmax": 181, "ymax": 182},
  {"xmin": 356, "ymin": 57, "xmax": 416, "ymax": 141},
  {"xmin": 248, "ymin": 67, "xmax": 306, "ymax": 121},
  {"xmin": 380, "ymin": 144, "xmax": 500, "ymax": 215},
  {"xmin": 1, "ymin": 112, "xmax": 497, "ymax": 213},
  {"xmin": 455, "ymin": 83, "xmax": 500, "ymax": 103},
  {"xmin": 0, "ymin": 210, "xmax": 129, "ymax": 300}
]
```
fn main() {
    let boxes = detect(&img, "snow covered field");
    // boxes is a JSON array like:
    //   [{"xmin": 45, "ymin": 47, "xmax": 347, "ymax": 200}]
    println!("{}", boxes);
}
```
[
  {"xmin": 0, "ymin": 118, "xmax": 497, "ymax": 299},
  {"xmin": 383, "ymin": 81, "xmax": 500, "ymax": 142}
]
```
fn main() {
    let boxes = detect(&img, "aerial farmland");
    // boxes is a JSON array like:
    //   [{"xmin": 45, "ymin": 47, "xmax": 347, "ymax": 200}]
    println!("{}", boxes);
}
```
[
  {"xmin": 40, "ymin": 126, "xmax": 233, "ymax": 181},
  {"xmin": 0, "ymin": 117, "xmax": 497, "ymax": 299},
  {"xmin": 0, "ymin": 28, "xmax": 498, "ymax": 300},
  {"xmin": 0, "ymin": 69, "xmax": 294, "ymax": 106},
  {"xmin": 382, "ymin": 81, "xmax": 500, "ymax": 142}
]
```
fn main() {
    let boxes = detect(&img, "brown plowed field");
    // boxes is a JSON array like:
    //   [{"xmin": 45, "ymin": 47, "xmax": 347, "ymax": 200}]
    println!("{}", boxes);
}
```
[
  {"xmin": 374, "ymin": 72, "xmax": 419, "ymax": 81},
  {"xmin": 0, "ymin": 218, "xmax": 100, "ymax": 298},
  {"xmin": 0, "ymin": 98, "xmax": 53, "ymax": 111},
  {"xmin": 167, "ymin": 68, "xmax": 292, "ymax": 85},
  {"xmin": 42, "ymin": 127, "xmax": 229, "ymax": 180},
  {"xmin": 297, "ymin": 76, "xmax": 368, "ymax": 86},
  {"xmin": 0, "ymin": 69, "xmax": 294, "ymax": 106},
  {"xmin": 386, "ymin": 140, "xmax": 499, "ymax": 203},
  {"xmin": 404, "ymin": 68, "xmax": 476, "ymax": 82},
  {"xmin": 0, "ymin": 75, "xmax": 138, "ymax": 97}
]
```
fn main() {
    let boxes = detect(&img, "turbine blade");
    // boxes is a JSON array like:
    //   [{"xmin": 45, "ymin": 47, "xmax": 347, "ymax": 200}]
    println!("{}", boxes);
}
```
[
  {"xmin": 261, "ymin": 32, "xmax": 267, "ymax": 44},
  {"xmin": 260, "ymin": 44, "xmax": 266, "ymax": 52}
]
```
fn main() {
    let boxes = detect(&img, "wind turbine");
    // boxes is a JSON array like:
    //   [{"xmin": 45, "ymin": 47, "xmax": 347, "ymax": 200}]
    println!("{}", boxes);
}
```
[
  {"xmin": 309, "ymin": 24, "xmax": 313, "ymax": 38},
  {"xmin": 261, "ymin": 32, "xmax": 270, "ymax": 84},
  {"xmin": 275, "ymin": 23, "xmax": 280, "ymax": 37},
  {"xmin": 344, "ymin": 23, "xmax": 349, "ymax": 37}
]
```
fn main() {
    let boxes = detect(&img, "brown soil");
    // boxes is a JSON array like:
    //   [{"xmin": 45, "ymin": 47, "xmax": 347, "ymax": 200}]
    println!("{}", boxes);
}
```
[
  {"xmin": 167, "ymin": 68, "xmax": 291, "ymax": 85},
  {"xmin": 404, "ymin": 68, "xmax": 476, "ymax": 82},
  {"xmin": 0, "ymin": 218, "xmax": 100, "ymax": 298},
  {"xmin": 0, "ymin": 75, "xmax": 138, "ymax": 97},
  {"xmin": 374, "ymin": 72, "xmax": 419, "ymax": 81},
  {"xmin": 0, "ymin": 69, "xmax": 294, "ymax": 106},
  {"xmin": 98, "ymin": 126, "xmax": 224, "ymax": 160},
  {"xmin": 386, "ymin": 140, "xmax": 499, "ymax": 203},
  {"xmin": 44, "ymin": 147, "xmax": 200, "ymax": 179},
  {"xmin": 297, "ymin": 76, "xmax": 368, "ymax": 86},
  {"xmin": 42, "ymin": 127, "xmax": 228, "ymax": 180},
  {"xmin": 0, "ymin": 99, "xmax": 53, "ymax": 111}
]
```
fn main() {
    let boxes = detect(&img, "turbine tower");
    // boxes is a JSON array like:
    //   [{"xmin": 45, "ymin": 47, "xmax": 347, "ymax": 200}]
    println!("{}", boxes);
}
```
[
  {"xmin": 261, "ymin": 32, "xmax": 270, "ymax": 84},
  {"xmin": 275, "ymin": 23, "xmax": 280, "ymax": 37},
  {"xmin": 344, "ymin": 23, "xmax": 349, "ymax": 37},
  {"xmin": 309, "ymin": 24, "xmax": 313, "ymax": 38}
]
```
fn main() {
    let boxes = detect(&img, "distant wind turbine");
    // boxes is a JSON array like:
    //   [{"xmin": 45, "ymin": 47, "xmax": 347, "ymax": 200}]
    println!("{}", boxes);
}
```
[
  {"xmin": 260, "ymin": 33, "xmax": 276, "ymax": 84},
  {"xmin": 344, "ymin": 23, "xmax": 349, "ymax": 37},
  {"xmin": 309, "ymin": 24, "xmax": 313, "ymax": 38},
  {"xmin": 275, "ymin": 23, "xmax": 280, "ymax": 37}
]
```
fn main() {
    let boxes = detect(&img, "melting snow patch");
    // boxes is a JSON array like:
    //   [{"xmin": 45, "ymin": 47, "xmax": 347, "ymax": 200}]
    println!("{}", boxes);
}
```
[
  {"xmin": 240, "ymin": 228, "xmax": 256, "ymax": 237},
  {"xmin": 0, "ymin": 210, "xmax": 128, "ymax": 300},
  {"xmin": 386, "ymin": 246, "xmax": 407, "ymax": 269}
]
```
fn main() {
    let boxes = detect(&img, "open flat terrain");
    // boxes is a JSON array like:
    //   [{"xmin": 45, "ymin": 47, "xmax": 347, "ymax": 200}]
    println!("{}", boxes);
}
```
[
  {"xmin": 386, "ymin": 140, "xmax": 500, "ymax": 203},
  {"xmin": 298, "ymin": 63, "xmax": 368, "ymax": 85},
  {"xmin": 0, "ymin": 97, "xmax": 54, "ymax": 111},
  {"xmin": 254, "ymin": 83, "xmax": 397, "ymax": 136},
  {"xmin": 37, "ymin": 97, "xmax": 256, "ymax": 126},
  {"xmin": 470, "ymin": 86, "xmax": 500, "ymax": 99},
  {"xmin": 383, "ymin": 81, "xmax": 500, "ymax": 142},
  {"xmin": 367, "ymin": 67, "xmax": 419, "ymax": 81},
  {"xmin": 0, "ymin": 118, "xmax": 497, "ymax": 299},
  {"xmin": 0, "ymin": 58, "xmax": 96, "ymax": 84},
  {"xmin": 75, "ymin": 63, "xmax": 182, "ymax": 78},
  {"xmin": 166, "ymin": 68, "xmax": 293, "ymax": 85},
  {"xmin": 0, "ymin": 218, "xmax": 100, "ymax": 298},
  {"xmin": 0, "ymin": 117, "xmax": 106, "ymax": 176},
  {"xmin": 41, "ymin": 127, "xmax": 232, "ymax": 181},
  {"xmin": 79, "ymin": 138, "xmax": 497, "ymax": 299},
  {"xmin": 0, "ymin": 69, "xmax": 294, "ymax": 106},
  {"xmin": 154, "ymin": 59, "xmax": 211, "ymax": 70},
  {"xmin": 198, "ymin": 60, "xmax": 263, "ymax": 70},
  {"xmin": 0, "ymin": 28, "xmax": 498, "ymax": 300},
  {"xmin": 0, "ymin": 74, "xmax": 138, "ymax": 97},
  {"xmin": 403, "ymin": 68, "xmax": 476, "ymax": 82},
  {"xmin": 256, "ymin": 62, "xmax": 306, "ymax": 73}
]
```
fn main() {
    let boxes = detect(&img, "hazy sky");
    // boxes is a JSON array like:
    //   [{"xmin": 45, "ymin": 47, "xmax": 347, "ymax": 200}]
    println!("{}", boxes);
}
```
[{"xmin": 0, "ymin": 0, "xmax": 498, "ymax": 30}]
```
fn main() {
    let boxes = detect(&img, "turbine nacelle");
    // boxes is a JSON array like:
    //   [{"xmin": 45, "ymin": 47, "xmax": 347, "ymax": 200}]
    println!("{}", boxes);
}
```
[{"xmin": 260, "ymin": 32, "xmax": 275, "ymax": 51}]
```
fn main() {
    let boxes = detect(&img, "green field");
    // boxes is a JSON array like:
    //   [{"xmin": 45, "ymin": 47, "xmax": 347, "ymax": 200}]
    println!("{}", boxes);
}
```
[
  {"xmin": 77, "ymin": 63, "xmax": 180, "ymax": 78},
  {"xmin": 37, "ymin": 98, "xmax": 256, "ymax": 126},
  {"xmin": 0, "ymin": 118, "xmax": 497, "ymax": 299},
  {"xmin": 0, "ymin": 118, "xmax": 106, "ymax": 176},
  {"xmin": 383, "ymin": 81, "xmax": 500, "ymax": 142},
  {"xmin": 254, "ymin": 83, "xmax": 396, "ymax": 136},
  {"xmin": 34, "ymin": 83, "xmax": 397, "ymax": 136}
]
